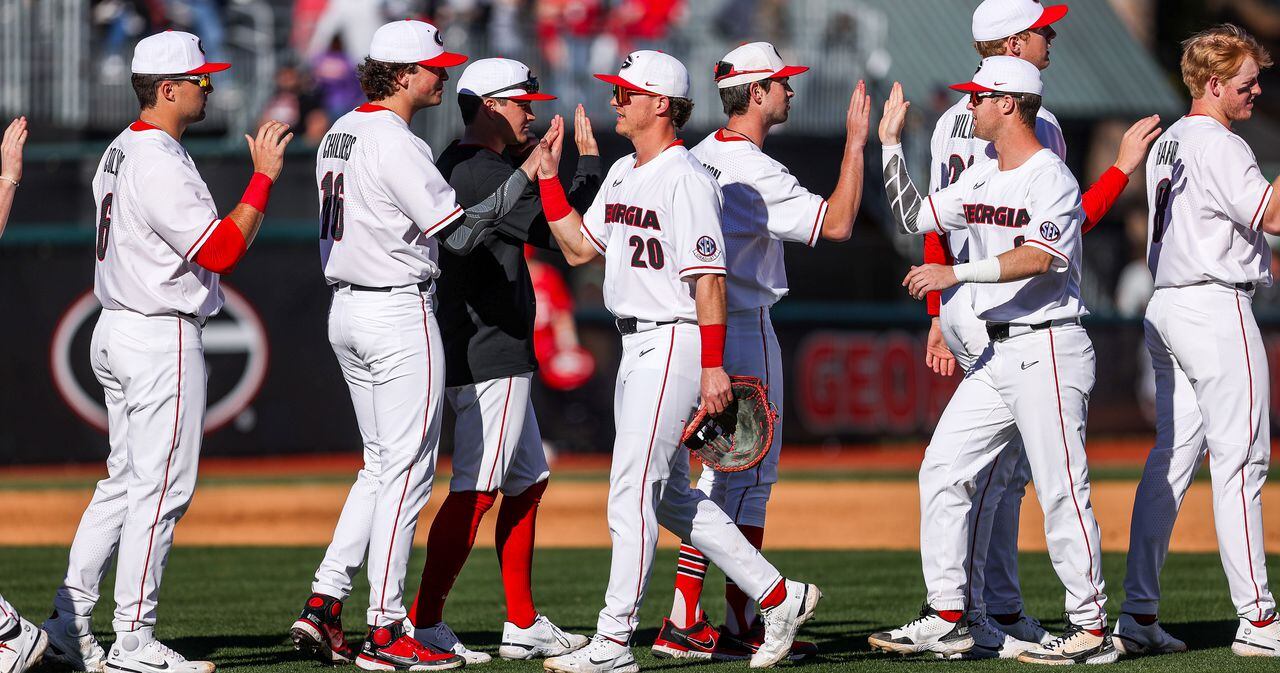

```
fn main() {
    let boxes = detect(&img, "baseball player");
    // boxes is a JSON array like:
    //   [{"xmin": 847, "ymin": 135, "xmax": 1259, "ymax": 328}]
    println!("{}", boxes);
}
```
[
  {"xmin": 532, "ymin": 50, "xmax": 819, "ymax": 673},
  {"xmin": 871, "ymin": 57, "xmax": 1115, "ymax": 665},
  {"xmin": 289, "ymin": 21, "xmax": 543, "ymax": 672},
  {"xmin": 918, "ymin": 0, "xmax": 1160, "ymax": 658},
  {"xmin": 401, "ymin": 57, "xmax": 599, "ymax": 662},
  {"xmin": 1118, "ymin": 23, "xmax": 1280, "ymax": 658},
  {"xmin": 40, "ymin": 31, "xmax": 292, "ymax": 673},
  {"xmin": 0, "ymin": 116, "xmax": 48, "ymax": 673},
  {"xmin": 648, "ymin": 42, "xmax": 869, "ymax": 662}
]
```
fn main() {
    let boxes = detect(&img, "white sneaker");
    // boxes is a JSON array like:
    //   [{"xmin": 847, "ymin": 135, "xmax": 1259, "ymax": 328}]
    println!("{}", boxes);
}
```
[
  {"xmin": 937, "ymin": 614, "xmax": 1036, "ymax": 660},
  {"xmin": 42, "ymin": 612, "xmax": 107, "ymax": 673},
  {"xmin": 868, "ymin": 604, "xmax": 973, "ymax": 658},
  {"xmin": 542, "ymin": 635, "xmax": 636, "ymax": 673},
  {"xmin": 106, "ymin": 629, "xmax": 214, "ymax": 673},
  {"xmin": 412, "ymin": 621, "xmax": 491, "ymax": 664},
  {"xmin": 500, "ymin": 615, "xmax": 588, "ymax": 660},
  {"xmin": 1017, "ymin": 623, "xmax": 1118, "ymax": 665},
  {"xmin": 992, "ymin": 613, "xmax": 1054, "ymax": 646},
  {"xmin": 1233, "ymin": 616, "xmax": 1280, "ymax": 657},
  {"xmin": 750, "ymin": 580, "xmax": 821, "ymax": 668},
  {"xmin": 0, "ymin": 617, "xmax": 48, "ymax": 673},
  {"xmin": 1112, "ymin": 614, "xmax": 1187, "ymax": 656}
]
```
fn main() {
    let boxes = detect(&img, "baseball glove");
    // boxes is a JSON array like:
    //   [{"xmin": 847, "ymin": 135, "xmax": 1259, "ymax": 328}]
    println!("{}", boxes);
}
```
[{"xmin": 681, "ymin": 375, "xmax": 778, "ymax": 472}]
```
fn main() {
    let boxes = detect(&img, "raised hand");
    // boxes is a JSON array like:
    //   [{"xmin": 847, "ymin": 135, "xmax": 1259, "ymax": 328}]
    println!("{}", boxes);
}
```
[
  {"xmin": 846, "ymin": 80, "xmax": 871, "ymax": 148},
  {"xmin": 1113, "ymin": 114, "xmax": 1162, "ymax": 176},
  {"xmin": 574, "ymin": 104, "xmax": 599, "ymax": 156},
  {"xmin": 518, "ymin": 139, "xmax": 545, "ymax": 180},
  {"xmin": 878, "ymin": 81, "xmax": 910, "ymax": 146},
  {"xmin": 245, "ymin": 120, "xmax": 294, "ymax": 181},
  {"xmin": 538, "ymin": 115, "xmax": 566, "ymax": 179},
  {"xmin": 1, "ymin": 117, "xmax": 28, "ymax": 185}
]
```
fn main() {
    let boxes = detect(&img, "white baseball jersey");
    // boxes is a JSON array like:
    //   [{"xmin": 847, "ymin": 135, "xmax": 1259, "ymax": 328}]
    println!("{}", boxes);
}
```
[
  {"xmin": 92, "ymin": 121, "xmax": 223, "ymax": 319},
  {"xmin": 1145, "ymin": 115, "xmax": 1273, "ymax": 288},
  {"xmin": 689, "ymin": 130, "xmax": 827, "ymax": 311},
  {"xmin": 581, "ymin": 142, "xmax": 727, "ymax": 322},
  {"xmin": 929, "ymin": 96, "xmax": 1066, "ymax": 263},
  {"xmin": 922, "ymin": 148, "xmax": 1086, "ymax": 324},
  {"xmin": 317, "ymin": 104, "xmax": 464, "ymax": 287}
]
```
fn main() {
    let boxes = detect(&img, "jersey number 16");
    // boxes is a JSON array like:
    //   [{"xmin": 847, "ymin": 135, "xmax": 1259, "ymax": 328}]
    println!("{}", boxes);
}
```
[{"xmin": 319, "ymin": 171, "xmax": 345, "ymax": 241}]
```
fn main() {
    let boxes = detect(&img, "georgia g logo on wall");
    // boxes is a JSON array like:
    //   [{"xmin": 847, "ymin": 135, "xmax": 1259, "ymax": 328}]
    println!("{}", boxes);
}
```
[
  {"xmin": 694, "ymin": 235, "xmax": 721, "ymax": 262},
  {"xmin": 1039, "ymin": 221, "xmax": 1062, "ymax": 242},
  {"xmin": 50, "ymin": 286, "xmax": 269, "ymax": 434}
]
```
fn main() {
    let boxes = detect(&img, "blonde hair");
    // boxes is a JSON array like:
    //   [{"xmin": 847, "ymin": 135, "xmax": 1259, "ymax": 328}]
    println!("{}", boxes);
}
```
[
  {"xmin": 973, "ymin": 31, "xmax": 1030, "ymax": 59},
  {"xmin": 1180, "ymin": 23, "xmax": 1272, "ymax": 98}
]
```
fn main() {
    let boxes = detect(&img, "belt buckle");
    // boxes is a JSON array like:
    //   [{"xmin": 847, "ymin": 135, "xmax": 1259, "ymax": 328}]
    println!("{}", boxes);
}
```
[
  {"xmin": 616, "ymin": 317, "xmax": 638, "ymax": 335},
  {"xmin": 986, "ymin": 322, "xmax": 1010, "ymax": 341}
]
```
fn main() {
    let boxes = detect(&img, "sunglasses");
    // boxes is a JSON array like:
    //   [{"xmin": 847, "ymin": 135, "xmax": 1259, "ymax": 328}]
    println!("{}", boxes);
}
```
[
  {"xmin": 968, "ymin": 90, "xmax": 1026, "ymax": 106},
  {"xmin": 713, "ymin": 60, "xmax": 773, "ymax": 82},
  {"xmin": 481, "ymin": 75, "xmax": 540, "ymax": 98},
  {"xmin": 164, "ymin": 73, "xmax": 213, "ymax": 92},
  {"xmin": 612, "ymin": 84, "xmax": 656, "ymax": 105}
]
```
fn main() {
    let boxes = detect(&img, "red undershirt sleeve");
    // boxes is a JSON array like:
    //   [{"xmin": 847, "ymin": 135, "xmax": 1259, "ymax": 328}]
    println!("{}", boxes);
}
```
[
  {"xmin": 923, "ymin": 231, "xmax": 949, "ymax": 317},
  {"xmin": 194, "ymin": 217, "xmax": 247, "ymax": 274},
  {"xmin": 1081, "ymin": 166, "xmax": 1129, "ymax": 234}
]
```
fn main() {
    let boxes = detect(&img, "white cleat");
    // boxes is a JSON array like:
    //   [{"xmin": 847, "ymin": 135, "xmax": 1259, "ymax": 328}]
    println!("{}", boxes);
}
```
[
  {"xmin": 1111, "ymin": 614, "xmax": 1187, "ymax": 656},
  {"xmin": 413, "ymin": 621, "xmax": 491, "ymax": 664},
  {"xmin": 500, "ymin": 615, "xmax": 588, "ymax": 660},
  {"xmin": 542, "ymin": 635, "xmax": 636, "ymax": 673},
  {"xmin": 993, "ymin": 612, "xmax": 1055, "ymax": 646},
  {"xmin": 751, "ymin": 580, "xmax": 822, "ymax": 668},
  {"xmin": 1017, "ymin": 623, "xmax": 1118, "ymax": 665},
  {"xmin": 42, "ymin": 612, "xmax": 107, "ymax": 673},
  {"xmin": 0, "ymin": 617, "xmax": 48, "ymax": 673},
  {"xmin": 937, "ymin": 614, "xmax": 1037, "ymax": 660},
  {"xmin": 1233, "ymin": 616, "xmax": 1280, "ymax": 657},
  {"xmin": 106, "ymin": 629, "xmax": 214, "ymax": 673},
  {"xmin": 868, "ymin": 604, "xmax": 973, "ymax": 658}
]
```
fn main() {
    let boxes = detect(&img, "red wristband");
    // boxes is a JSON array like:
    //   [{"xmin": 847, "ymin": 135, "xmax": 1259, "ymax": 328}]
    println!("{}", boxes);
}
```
[
  {"xmin": 241, "ymin": 172, "xmax": 273, "ymax": 213},
  {"xmin": 539, "ymin": 176, "xmax": 572, "ymax": 221},
  {"xmin": 700, "ymin": 324, "xmax": 726, "ymax": 368}
]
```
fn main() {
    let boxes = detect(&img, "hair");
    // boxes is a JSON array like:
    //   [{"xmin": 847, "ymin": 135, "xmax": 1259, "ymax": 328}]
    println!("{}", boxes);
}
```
[
  {"xmin": 973, "ymin": 31, "xmax": 1030, "ymax": 58},
  {"xmin": 357, "ymin": 58, "xmax": 418, "ymax": 101},
  {"xmin": 1014, "ymin": 93, "xmax": 1042, "ymax": 128},
  {"xmin": 1180, "ymin": 23, "xmax": 1273, "ymax": 98},
  {"xmin": 131, "ymin": 73, "xmax": 167, "ymax": 109},
  {"xmin": 667, "ymin": 96, "xmax": 694, "ymax": 128},
  {"xmin": 718, "ymin": 79, "xmax": 774, "ymax": 116},
  {"xmin": 458, "ymin": 93, "xmax": 483, "ymax": 124}
]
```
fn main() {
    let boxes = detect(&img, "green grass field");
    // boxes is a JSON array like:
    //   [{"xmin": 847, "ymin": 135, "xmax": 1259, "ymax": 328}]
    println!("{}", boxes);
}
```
[{"xmin": 0, "ymin": 547, "xmax": 1275, "ymax": 672}]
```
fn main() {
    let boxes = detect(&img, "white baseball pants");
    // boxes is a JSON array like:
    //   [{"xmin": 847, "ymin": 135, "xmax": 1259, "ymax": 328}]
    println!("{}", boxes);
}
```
[
  {"xmin": 596, "ymin": 323, "xmax": 783, "ymax": 642},
  {"xmin": 446, "ymin": 373, "xmax": 550, "ymax": 495},
  {"xmin": 54, "ymin": 310, "xmax": 207, "ymax": 633},
  {"xmin": 920, "ymin": 323, "xmax": 1108, "ymax": 629},
  {"xmin": 312, "ymin": 285, "xmax": 445, "ymax": 627},
  {"xmin": 1123, "ymin": 284, "xmax": 1275, "ymax": 622}
]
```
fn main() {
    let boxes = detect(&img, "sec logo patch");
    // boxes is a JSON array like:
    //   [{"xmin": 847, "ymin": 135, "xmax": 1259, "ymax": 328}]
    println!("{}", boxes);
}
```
[
  {"xmin": 694, "ymin": 236, "xmax": 720, "ymax": 262},
  {"xmin": 1039, "ymin": 221, "xmax": 1061, "ymax": 242}
]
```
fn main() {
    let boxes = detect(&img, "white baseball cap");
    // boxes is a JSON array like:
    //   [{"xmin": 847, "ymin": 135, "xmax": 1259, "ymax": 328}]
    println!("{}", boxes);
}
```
[
  {"xmin": 950, "ymin": 55, "xmax": 1043, "ymax": 96},
  {"xmin": 369, "ymin": 19, "xmax": 466, "ymax": 68},
  {"xmin": 594, "ymin": 50, "xmax": 690, "ymax": 98},
  {"xmin": 972, "ymin": 0, "xmax": 1068, "ymax": 42},
  {"xmin": 457, "ymin": 58, "xmax": 555, "ymax": 101},
  {"xmin": 713, "ymin": 42, "xmax": 808, "ymax": 89},
  {"xmin": 131, "ymin": 30, "xmax": 230, "ymax": 75}
]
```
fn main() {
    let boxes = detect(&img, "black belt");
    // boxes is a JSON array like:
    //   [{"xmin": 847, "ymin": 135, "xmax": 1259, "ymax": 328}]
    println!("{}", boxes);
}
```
[
  {"xmin": 333, "ymin": 280, "xmax": 433, "ymax": 293},
  {"xmin": 615, "ymin": 317, "xmax": 679, "ymax": 335},
  {"xmin": 986, "ymin": 318, "xmax": 1079, "ymax": 341},
  {"xmin": 1235, "ymin": 282, "xmax": 1256, "ymax": 292}
]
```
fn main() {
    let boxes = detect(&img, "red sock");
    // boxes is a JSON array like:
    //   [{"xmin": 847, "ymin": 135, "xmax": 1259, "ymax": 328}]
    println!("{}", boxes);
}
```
[
  {"xmin": 1085, "ymin": 628, "xmax": 1104, "ymax": 636},
  {"xmin": 759, "ymin": 578, "xmax": 786, "ymax": 610},
  {"xmin": 937, "ymin": 610, "xmax": 964, "ymax": 623},
  {"xmin": 671, "ymin": 544, "xmax": 709, "ymax": 628},
  {"xmin": 496, "ymin": 479, "xmax": 548, "ymax": 629},
  {"xmin": 1251, "ymin": 615, "xmax": 1277, "ymax": 628},
  {"xmin": 409, "ymin": 490, "xmax": 497, "ymax": 626},
  {"xmin": 725, "ymin": 525, "xmax": 764, "ymax": 633}
]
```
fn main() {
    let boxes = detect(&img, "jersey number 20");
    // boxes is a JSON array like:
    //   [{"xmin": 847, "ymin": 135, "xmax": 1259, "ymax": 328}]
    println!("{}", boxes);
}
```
[
  {"xmin": 319, "ymin": 171, "xmax": 345, "ymax": 241},
  {"xmin": 629, "ymin": 235, "xmax": 664, "ymax": 269}
]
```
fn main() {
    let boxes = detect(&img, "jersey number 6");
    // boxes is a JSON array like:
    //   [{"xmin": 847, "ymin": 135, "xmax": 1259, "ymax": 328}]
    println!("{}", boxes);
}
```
[
  {"xmin": 319, "ymin": 171, "xmax": 345, "ymax": 241},
  {"xmin": 629, "ymin": 235, "xmax": 665, "ymax": 269},
  {"xmin": 95, "ymin": 193, "xmax": 114, "ymax": 261}
]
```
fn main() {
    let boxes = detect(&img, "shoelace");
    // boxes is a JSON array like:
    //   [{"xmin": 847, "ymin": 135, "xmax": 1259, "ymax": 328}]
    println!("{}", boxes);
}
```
[
  {"xmin": 1039, "ymin": 623, "xmax": 1087, "ymax": 651},
  {"xmin": 149, "ymin": 640, "xmax": 186, "ymax": 663},
  {"xmin": 433, "ymin": 624, "xmax": 459, "ymax": 647}
]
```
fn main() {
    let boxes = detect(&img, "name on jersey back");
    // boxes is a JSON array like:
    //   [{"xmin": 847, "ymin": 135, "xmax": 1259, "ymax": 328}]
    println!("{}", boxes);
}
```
[{"xmin": 321, "ymin": 132, "xmax": 358, "ymax": 160}]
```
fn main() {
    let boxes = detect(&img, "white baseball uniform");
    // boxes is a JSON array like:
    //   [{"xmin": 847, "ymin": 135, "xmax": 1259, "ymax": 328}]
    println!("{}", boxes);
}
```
[
  {"xmin": 581, "ymin": 142, "xmax": 785, "ymax": 642},
  {"xmin": 54, "ymin": 120, "xmax": 220, "ymax": 633},
  {"xmin": 905, "ymin": 147, "xmax": 1109, "ymax": 630},
  {"xmin": 309, "ymin": 103, "xmax": 461, "ymax": 627},
  {"xmin": 1124, "ymin": 115, "xmax": 1275, "ymax": 622},
  {"xmin": 926, "ymin": 97, "xmax": 1067, "ymax": 618},
  {"xmin": 446, "ymin": 373, "xmax": 549, "ymax": 494}
]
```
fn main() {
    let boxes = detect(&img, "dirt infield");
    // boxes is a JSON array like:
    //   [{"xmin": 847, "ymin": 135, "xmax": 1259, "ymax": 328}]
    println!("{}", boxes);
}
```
[{"xmin": 3, "ymin": 472, "xmax": 1275, "ymax": 553}]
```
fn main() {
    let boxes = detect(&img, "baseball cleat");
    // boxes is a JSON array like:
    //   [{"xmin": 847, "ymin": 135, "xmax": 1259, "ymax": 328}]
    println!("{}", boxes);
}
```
[
  {"xmin": 412, "ymin": 620, "xmax": 491, "ymax": 664},
  {"xmin": 1232, "ymin": 616, "xmax": 1280, "ymax": 657},
  {"xmin": 750, "ymin": 579, "xmax": 822, "ymax": 668},
  {"xmin": 936, "ymin": 614, "xmax": 1036, "ymax": 660},
  {"xmin": 650, "ymin": 618, "xmax": 718, "ymax": 660},
  {"xmin": 0, "ymin": 616, "xmax": 48, "ymax": 673},
  {"xmin": 1016, "ymin": 622, "xmax": 1118, "ymax": 665},
  {"xmin": 992, "ymin": 612, "xmax": 1055, "ymax": 646},
  {"xmin": 498, "ymin": 615, "xmax": 588, "ymax": 660},
  {"xmin": 1111, "ymin": 614, "xmax": 1186, "ymax": 656},
  {"xmin": 290, "ymin": 593, "xmax": 355, "ymax": 665},
  {"xmin": 868, "ymin": 604, "xmax": 973, "ymax": 658},
  {"xmin": 355, "ymin": 622, "xmax": 463, "ymax": 671},
  {"xmin": 106, "ymin": 628, "xmax": 214, "ymax": 673},
  {"xmin": 41, "ymin": 611, "xmax": 107, "ymax": 673},
  {"xmin": 712, "ymin": 621, "xmax": 817, "ymax": 662},
  {"xmin": 542, "ymin": 635, "xmax": 636, "ymax": 673}
]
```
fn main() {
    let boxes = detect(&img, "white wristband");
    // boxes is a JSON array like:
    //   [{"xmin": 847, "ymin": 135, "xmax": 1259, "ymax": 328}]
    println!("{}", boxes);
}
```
[{"xmin": 952, "ymin": 258, "xmax": 1002, "ymax": 283}]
